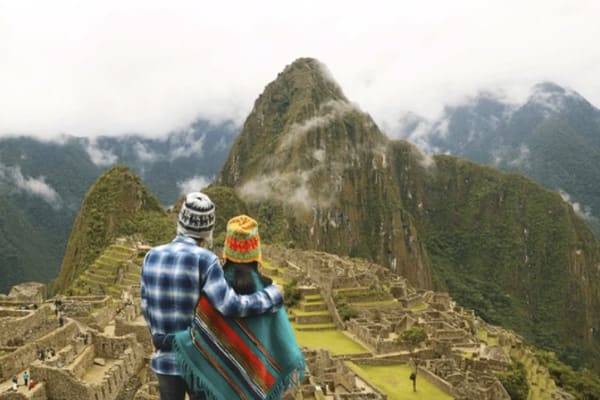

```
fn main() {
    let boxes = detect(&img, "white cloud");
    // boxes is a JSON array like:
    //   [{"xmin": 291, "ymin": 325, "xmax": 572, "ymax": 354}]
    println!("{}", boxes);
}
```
[
  {"xmin": 0, "ymin": 163, "xmax": 62, "ymax": 207},
  {"xmin": 559, "ymin": 190, "xmax": 595, "ymax": 221},
  {"xmin": 238, "ymin": 169, "xmax": 333, "ymax": 213},
  {"xmin": 177, "ymin": 175, "xmax": 212, "ymax": 195},
  {"xmin": 279, "ymin": 100, "xmax": 360, "ymax": 151},
  {"xmin": 507, "ymin": 144, "xmax": 531, "ymax": 168},
  {"xmin": 169, "ymin": 133, "xmax": 206, "ymax": 161},
  {"xmin": 133, "ymin": 142, "xmax": 160, "ymax": 163},
  {"xmin": 0, "ymin": 1, "xmax": 598, "ymax": 140},
  {"xmin": 85, "ymin": 140, "xmax": 118, "ymax": 166}
]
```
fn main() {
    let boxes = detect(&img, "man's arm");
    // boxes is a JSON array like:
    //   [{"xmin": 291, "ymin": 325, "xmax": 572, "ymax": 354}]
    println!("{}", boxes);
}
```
[{"xmin": 202, "ymin": 257, "xmax": 283, "ymax": 317}]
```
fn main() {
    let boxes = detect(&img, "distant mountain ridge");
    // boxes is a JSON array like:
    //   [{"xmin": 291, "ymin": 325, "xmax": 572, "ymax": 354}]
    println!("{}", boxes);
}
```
[
  {"xmin": 396, "ymin": 81, "xmax": 600, "ymax": 235},
  {"xmin": 0, "ymin": 120, "xmax": 236, "ymax": 293}
]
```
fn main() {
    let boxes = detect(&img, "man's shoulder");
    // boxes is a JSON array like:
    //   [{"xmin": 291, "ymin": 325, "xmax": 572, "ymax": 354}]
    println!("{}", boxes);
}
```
[{"xmin": 148, "ymin": 238, "xmax": 218, "ymax": 261}]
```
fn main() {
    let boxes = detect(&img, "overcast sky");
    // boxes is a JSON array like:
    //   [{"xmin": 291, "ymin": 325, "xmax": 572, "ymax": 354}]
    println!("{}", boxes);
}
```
[{"xmin": 1, "ymin": 0, "xmax": 599, "ymax": 139}]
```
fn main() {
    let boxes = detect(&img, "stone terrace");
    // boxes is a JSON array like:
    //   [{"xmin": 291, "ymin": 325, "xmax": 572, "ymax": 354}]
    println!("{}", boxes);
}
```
[{"xmin": 0, "ymin": 240, "xmax": 574, "ymax": 399}]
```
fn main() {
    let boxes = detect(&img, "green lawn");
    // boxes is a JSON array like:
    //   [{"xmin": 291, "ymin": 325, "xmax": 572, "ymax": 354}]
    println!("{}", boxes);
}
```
[
  {"xmin": 291, "ymin": 324, "xmax": 369, "ymax": 355},
  {"xmin": 346, "ymin": 362, "xmax": 453, "ymax": 400},
  {"xmin": 408, "ymin": 303, "xmax": 429, "ymax": 312}
]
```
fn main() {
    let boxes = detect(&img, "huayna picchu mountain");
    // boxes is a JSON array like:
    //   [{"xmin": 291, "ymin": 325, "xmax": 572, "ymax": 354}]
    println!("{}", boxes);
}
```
[
  {"xmin": 52, "ymin": 165, "xmax": 173, "ymax": 294},
  {"xmin": 217, "ymin": 58, "xmax": 432, "ymax": 289},
  {"xmin": 216, "ymin": 58, "xmax": 600, "ymax": 371}
]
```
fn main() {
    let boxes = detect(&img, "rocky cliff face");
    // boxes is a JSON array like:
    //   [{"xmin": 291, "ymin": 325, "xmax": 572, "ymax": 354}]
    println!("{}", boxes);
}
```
[
  {"xmin": 217, "ymin": 58, "xmax": 600, "ymax": 369},
  {"xmin": 218, "ymin": 58, "xmax": 432, "ymax": 288}
]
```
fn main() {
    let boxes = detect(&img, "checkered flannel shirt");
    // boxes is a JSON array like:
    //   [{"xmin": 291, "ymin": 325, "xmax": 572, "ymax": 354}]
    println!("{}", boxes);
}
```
[{"xmin": 140, "ymin": 235, "xmax": 283, "ymax": 375}]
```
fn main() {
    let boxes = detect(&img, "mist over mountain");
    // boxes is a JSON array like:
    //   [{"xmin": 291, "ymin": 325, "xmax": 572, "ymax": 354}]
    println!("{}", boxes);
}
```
[
  {"xmin": 216, "ymin": 58, "xmax": 600, "ymax": 371},
  {"xmin": 395, "ymin": 82, "xmax": 600, "ymax": 235},
  {"xmin": 0, "ymin": 120, "xmax": 236, "ymax": 293}
]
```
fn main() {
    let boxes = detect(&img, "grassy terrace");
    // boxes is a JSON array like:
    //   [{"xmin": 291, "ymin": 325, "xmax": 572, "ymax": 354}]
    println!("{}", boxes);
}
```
[
  {"xmin": 352, "ymin": 299, "xmax": 399, "ymax": 307},
  {"xmin": 408, "ymin": 302, "xmax": 429, "ymax": 312},
  {"xmin": 69, "ymin": 243, "xmax": 140, "ymax": 297},
  {"xmin": 346, "ymin": 362, "xmax": 453, "ymax": 400},
  {"xmin": 290, "ymin": 323, "xmax": 369, "ymax": 356},
  {"xmin": 477, "ymin": 329, "xmax": 498, "ymax": 346}
]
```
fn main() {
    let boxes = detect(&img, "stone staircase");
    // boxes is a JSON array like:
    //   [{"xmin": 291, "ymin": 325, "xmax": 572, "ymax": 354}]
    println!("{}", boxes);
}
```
[{"xmin": 290, "ymin": 288, "xmax": 336, "ymax": 331}]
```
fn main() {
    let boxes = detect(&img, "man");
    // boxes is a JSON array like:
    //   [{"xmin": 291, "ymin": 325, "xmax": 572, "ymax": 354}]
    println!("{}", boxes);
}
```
[{"xmin": 141, "ymin": 192, "xmax": 283, "ymax": 400}]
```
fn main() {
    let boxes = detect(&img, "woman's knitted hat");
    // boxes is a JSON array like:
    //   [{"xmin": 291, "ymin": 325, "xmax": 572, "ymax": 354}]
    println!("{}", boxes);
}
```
[
  {"xmin": 223, "ymin": 215, "xmax": 261, "ymax": 264},
  {"xmin": 177, "ymin": 192, "xmax": 215, "ymax": 245}
]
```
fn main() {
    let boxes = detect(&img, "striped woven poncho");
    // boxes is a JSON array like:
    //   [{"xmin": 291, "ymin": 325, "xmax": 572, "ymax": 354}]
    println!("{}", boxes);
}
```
[{"xmin": 173, "ymin": 287, "xmax": 305, "ymax": 400}]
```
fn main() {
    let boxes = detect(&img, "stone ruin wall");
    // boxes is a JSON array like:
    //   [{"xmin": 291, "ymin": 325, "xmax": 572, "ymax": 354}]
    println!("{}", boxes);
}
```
[
  {"xmin": 418, "ymin": 366, "xmax": 456, "ymax": 396},
  {"xmin": 61, "ymin": 296, "xmax": 110, "ymax": 316},
  {"xmin": 93, "ymin": 333, "xmax": 138, "ymax": 359},
  {"xmin": 0, "ymin": 320, "xmax": 78, "ymax": 380},
  {"xmin": 0, "ymin": 308, "xmax": 48, "ymax": 346},
  {"xmin": 66, "ymin": 345, "xmax": 96, "ymax": 379},
  {"xmin": 114, "ymin": 318, "xmax": 152, "ymax": 350},
  {"xmin": 30, "ymin": 335, "xmax": 145, "ymax": 400}
]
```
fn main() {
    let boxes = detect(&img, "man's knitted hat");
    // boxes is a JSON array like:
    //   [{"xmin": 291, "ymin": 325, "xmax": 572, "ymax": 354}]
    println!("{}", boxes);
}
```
[
  {"xmin": 177, "ymin": 192, "xmax": 215, "ymax": 244},
  {"xmin": 222, "ymin": 215, "xmax": 261, "ymax": 264}
]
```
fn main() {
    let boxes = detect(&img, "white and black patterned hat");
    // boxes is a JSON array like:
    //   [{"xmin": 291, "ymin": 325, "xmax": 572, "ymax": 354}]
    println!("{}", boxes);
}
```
[{"xmin": 177, "ymin": 192, "xmax": 216, "ymax": 244}]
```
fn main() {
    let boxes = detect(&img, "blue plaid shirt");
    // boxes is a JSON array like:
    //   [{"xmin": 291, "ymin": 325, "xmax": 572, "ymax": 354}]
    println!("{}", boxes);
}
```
[{"xmin": 140, "ymin": 235, "xmax": 283, "ymax": 375}]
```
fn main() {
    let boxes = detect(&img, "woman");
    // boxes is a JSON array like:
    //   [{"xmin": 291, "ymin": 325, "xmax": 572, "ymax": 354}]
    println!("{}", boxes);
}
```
[{"xmin": 174, "ymin": 215, "xmax": 305, "ymax": 400}]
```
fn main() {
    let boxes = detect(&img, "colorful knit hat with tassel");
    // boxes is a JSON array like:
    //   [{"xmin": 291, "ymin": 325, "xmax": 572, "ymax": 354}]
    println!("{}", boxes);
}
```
[{"xmin": 223, "ymin": 215, "xmax": 261, "ymax": 264}]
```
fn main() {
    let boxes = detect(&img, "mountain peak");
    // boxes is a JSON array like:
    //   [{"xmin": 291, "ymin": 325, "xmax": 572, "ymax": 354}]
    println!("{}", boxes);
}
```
[
  {"xmin": 275, "ymin": 57, "xmax": 347, "ymax": 102},
  {"xmin": 531, "ymin": 81, "xmax": 571, "ymax": 95},
  {"xmin": 527, "ymin": 81, "xmax": 589, "ymax": 113},
  {"xmin": 219, "ymin": 59, "xmax": 386, "ymax": 187}
]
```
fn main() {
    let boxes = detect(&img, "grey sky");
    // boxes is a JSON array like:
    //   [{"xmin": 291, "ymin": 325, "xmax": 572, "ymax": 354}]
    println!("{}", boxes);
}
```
[{"xmin": 1, "ymin": 0, "xmax": 599, "ymax": 139}]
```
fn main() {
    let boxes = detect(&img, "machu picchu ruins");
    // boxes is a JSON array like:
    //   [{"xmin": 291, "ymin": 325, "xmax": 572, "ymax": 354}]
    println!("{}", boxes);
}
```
[{"xmin": 0, "ymin": 239, "xmax": 578, "ymax": 399}]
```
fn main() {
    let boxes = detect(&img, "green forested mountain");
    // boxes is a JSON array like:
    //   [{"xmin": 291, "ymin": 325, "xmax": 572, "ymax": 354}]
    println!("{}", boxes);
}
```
[
  {"xmin": 0, "ymin": 121, "xmax": 236, "ymax": 292},
  {"xmin": 400, "ymin": 82, "xmax": 600, "ymax": 236},
  {"xmin": 216, "ymin": 58, "xmax": 600, "ymax": 371},
  {"xmin": 51, "ymin": 165, "xmax": 174, "ymax": 294},
  {"xmin": 0, "ymin": 137, "xmax": 101, "ymax": 293}
]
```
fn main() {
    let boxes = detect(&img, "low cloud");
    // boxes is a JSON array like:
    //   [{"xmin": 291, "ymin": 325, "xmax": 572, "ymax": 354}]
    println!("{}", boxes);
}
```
[
  {"xmin": 238, "ymin": 169, "xmax": 334, "ymax": 213},
  {"xmin": 387, "ymin": 113, "xmax": 445, "ymax": 155},
  {"xmin": 492, "ymin": 144, "xmax": 531, "ymax": 169},
  {"xmin": 507, "ymin": 144, "xmax": 531, "ymax": 168},
  {"xmin": 279, "ymin": 100, "xmax": 360, "ymax": 151},
  {"xmin": 177, "ymin": 175, "xmax": 212, "ymax": 195},
  {"xmin": 85, "ymin": 140, "xmax": 118, "ymax": 166},
  {"xmin": 0, "ymin": 163, "xmax": 62, "ymax": 208},
  {"xmin": 133, "ymin": 142, "xmax": 160, "ymax": 163},
  {"xmin": 559, "ymin": 190, "xmax": 595, "ymax": 221},
  {"xmin": 168, "ymin": 131, "xmax": 206, "ymax": 161}
]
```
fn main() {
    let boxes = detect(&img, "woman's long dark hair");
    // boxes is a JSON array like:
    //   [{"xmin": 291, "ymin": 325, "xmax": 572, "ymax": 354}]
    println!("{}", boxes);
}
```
[{"xmin": 222, "ymin": 260, "xmax": 273, "ymax": 295}]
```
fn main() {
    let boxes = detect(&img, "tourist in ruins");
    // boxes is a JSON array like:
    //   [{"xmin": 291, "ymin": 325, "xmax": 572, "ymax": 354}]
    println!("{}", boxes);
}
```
[
  {"xmin": 173, "ymin": 214, "xmax": 304, "ymax": 400},
  {"xmin": 410, "ymin": 371, "xmax": 417, "ymax": 392},
  {"xmin": 22, "ymin": 371, "xmax": 29, "ymax": 388},
  {"xmin": 11, "ymin": 375, "xmax": 18, "ymax": 391},
  {"xmin": 141, "ymin": 192, "xmax": 284, "ymax": 400}
]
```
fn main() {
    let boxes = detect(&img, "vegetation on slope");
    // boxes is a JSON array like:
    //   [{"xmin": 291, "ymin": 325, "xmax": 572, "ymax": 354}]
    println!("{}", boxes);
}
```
[
  {"xmin": 52, "ymin": 165, "xmax": 172, "ymax": 294},
  {"xmin": 391, "ymin": 142, "xmax": 600, "ymax": 371},
  {"xmin": 496, "ymin": 358, "xmax": 529, "ymax": 400},
  {"xmin": 214, "ymin": 58, "xmax": 600, "ymax": 374},
  {"xmin": 535, "ymin": 350, "xmax": 600, "ymax": 400}
]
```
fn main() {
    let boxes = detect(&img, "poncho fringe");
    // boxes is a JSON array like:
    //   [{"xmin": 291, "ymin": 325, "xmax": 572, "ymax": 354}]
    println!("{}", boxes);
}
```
[{"xmin": 173, "ymin": 296, "xmax": 305, "ymax": 400}]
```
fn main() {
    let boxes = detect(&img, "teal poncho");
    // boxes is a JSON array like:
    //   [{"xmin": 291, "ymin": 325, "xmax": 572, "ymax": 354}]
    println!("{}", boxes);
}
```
[{"xmin": 173, "ymin": 271, "xmax": 305, "ymax": 400}]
